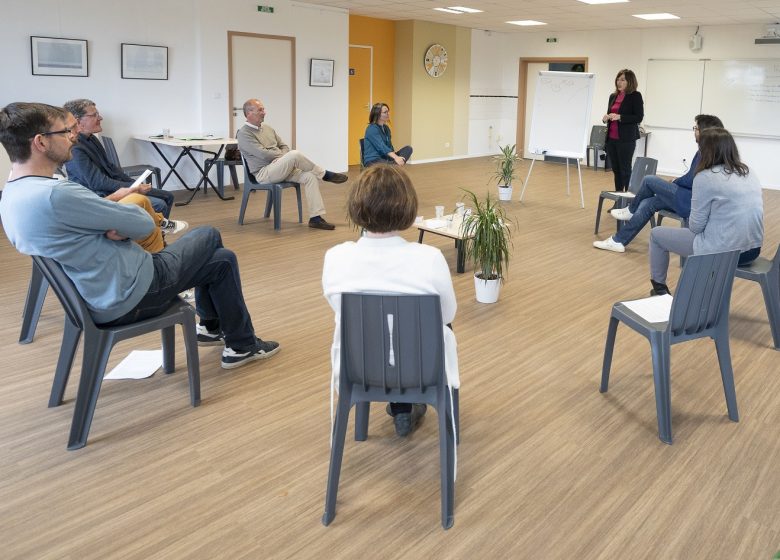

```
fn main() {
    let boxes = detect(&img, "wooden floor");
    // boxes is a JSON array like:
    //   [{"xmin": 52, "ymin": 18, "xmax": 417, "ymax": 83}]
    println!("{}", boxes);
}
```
[{"xmin": 1, "ymin": 158, "xmax": 779, "ymax": 559}]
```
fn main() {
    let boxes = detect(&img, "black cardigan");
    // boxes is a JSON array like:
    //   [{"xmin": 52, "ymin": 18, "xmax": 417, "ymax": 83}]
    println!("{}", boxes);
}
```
[{"xmin": 605, "ymin": 90, "xmax": 644, "ymax": 142}]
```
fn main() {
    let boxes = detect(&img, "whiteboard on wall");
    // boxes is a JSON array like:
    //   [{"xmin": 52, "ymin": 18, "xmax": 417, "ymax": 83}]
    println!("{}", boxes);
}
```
[
  {"xmin": 527, "ymin": 71, "xmax": 595, "ymax": 159},
  {"xmin": 644, "ymin": 58, "xmax": 780, "ymax": 138},
  {"xmin": 702, "ymin": 60, "xmax": 780, "ymax": 138},
  {"xmin": 645, "ymin": 59, "xmax": 704, "ymax": 129}
]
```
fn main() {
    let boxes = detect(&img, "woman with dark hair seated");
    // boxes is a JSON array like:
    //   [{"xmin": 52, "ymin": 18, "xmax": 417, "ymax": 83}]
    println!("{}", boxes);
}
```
[
  {"xmin": 362, "ymin": 103, "xmax": 413, "ymax": 167},
  {"xmin": 648, "ymin": 127, "xmax": 763, "ymax": 296},
  {"xmin": 322, "ymin": 164, "xmax": 458, "ymax": 436}
]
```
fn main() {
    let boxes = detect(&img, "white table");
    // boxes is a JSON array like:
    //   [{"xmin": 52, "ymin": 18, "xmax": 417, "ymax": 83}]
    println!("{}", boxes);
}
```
[
  {"xmin": 416, "ymin": 215, "xmax": 474, "ymax": 273},
  {"xmin": 133, "ymin": 136, "xmax": 238, "ymax": 206}
]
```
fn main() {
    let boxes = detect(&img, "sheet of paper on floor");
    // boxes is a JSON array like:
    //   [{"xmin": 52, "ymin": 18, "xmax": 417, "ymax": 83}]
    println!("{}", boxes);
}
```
[{"xmin": 105, "ymin": 350, "xmax": 163, "ymax": 380}]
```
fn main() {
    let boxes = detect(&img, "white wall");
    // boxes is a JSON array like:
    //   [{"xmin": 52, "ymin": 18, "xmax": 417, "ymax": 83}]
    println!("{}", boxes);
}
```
[
  {"xmin": 0, "ymin": 0, "xmax": 349, "ymax": 188},
  {"xmin": 470, "ymin": 24, "xmax": 780, "ymax": 189}
]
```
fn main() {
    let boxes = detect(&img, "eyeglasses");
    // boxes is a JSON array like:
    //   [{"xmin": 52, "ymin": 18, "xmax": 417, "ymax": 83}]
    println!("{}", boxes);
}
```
[
  {"xmin": 81, "ymin": 112, "xmax": 101, "ymax": 119},
  {"xmin": 40, "ymin": 127, "xmax": 76, "ymax": 137},
  {"xmin": 692, "ymin": 125, "xmax": 699, "ymax": 131}
]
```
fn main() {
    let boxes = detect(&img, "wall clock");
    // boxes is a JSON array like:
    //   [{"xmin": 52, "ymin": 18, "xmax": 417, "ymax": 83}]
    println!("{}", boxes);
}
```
[{"xmin": 424, "ymin": 43, "xmax": 448, "ymax": 78}]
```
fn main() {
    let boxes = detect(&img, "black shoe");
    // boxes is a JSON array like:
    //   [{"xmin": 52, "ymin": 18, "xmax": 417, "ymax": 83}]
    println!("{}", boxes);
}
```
[
  {"xmin": 197, "ymin": 325, "xmax": 224, "ymax": 346},
  {"xmin": 323, "ymin": 171, "xmax": 348, "ymax": 184},
  {"xmin": 308, "ymin": 216, "xmax": 335, "ymax": 230},
  {"xmin": 387, "ymin": 403, "xmax": 427, "ymax": 437},
  {"xmin": 650, "ymin": 280, "xmax": 671, "ymax": 297},
  {"xmin": 221, "ymin": 338, "xmax": 280, "ymax": 370}
]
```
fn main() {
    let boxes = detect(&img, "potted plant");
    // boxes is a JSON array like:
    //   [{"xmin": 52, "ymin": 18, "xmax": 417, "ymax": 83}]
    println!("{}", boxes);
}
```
[
  {"xmin": 490, "ymin": 143, "xmax": 523, "ymax": 202},
  {"xmin": 461, "ymin": 189, "xmax": 513, "ymax": 304}
]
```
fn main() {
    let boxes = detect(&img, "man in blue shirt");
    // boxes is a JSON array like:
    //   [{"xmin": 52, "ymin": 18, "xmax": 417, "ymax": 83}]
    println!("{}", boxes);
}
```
[
  {"xmin": 63, "ymin": 98, "xmax": 175, "ymax": 218},
  {"xmin": 593, "ymin": 114, "xmax": 724, "ymax": 253},
  {"xmin": 1, "ymin": 102, "xmax": 279, "ymax": 370}
]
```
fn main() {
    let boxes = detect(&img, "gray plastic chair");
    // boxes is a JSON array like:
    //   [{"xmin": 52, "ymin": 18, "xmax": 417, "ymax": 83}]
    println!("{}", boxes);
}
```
[
  {"xmin": 585, "ymin": 124, "xmax": 608, "ymax": 171},
  {"xmin": 654, "ymin": 208, "xmax": 686, "ymax": 228},
  {"xmin": 32, "ymin": 256, "xmax": 201, "ymax": 450},
  {"xmin": 735, "ymin": 244, "xmax": 780, "ymax": 349},
  {"xmin": 102, "ymin": 135, "xmax": 162, "ymax": 189},
  {"xmin": 238, "ymin": 156, "xmax": 302, "ymax": 229},
  {"xmin": 594, "ymin": 156, "xmax": 658, "ymax": 234},
  {"xmin": 19, "ymin": 263, "xmax": 49, "ymax": 344},
  {"xmin": 600, "ymin": 250, "xmax": 741, "ymax": 444},
  {"xmin": 322, "ymin": 293, "xmax": 459, "ymax": 529}
]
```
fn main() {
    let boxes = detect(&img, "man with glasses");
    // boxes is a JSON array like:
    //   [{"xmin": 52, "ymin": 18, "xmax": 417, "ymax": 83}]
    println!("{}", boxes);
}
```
[
  {"xmin": 1, "ymin": 102, "xmax": 280, "ymax": 370},
  {"xmin": 63, "ymin": 98, "xmax": 175, "ymax": 218},
  {"xmin": 594, "ymin": 114, "xmax": 724, "ymax": 253}
]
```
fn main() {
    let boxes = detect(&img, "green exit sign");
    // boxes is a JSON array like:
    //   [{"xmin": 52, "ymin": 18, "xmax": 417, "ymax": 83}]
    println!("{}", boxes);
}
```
[
  {"xmin": 546, "ymin": 37, "xmax": 557, "ymax": 43},
  {"xmin": 257, "ymin": 5, "xmax": 274, "ymax": 13}
]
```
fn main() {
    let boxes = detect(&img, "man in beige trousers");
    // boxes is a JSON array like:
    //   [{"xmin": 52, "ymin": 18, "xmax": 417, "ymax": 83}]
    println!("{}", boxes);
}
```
[{"xmin": 237, "ymin": 98, "xmax": 347, "ymax": 230}]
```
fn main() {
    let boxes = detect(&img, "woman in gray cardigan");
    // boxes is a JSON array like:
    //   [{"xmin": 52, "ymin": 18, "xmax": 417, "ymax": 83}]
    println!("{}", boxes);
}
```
[{"xmin": 648, "ymin": 127, "xmax": 763, "ymax": 296}]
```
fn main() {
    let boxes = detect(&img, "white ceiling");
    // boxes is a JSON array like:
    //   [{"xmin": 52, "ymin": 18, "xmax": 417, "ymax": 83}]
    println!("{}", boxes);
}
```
[{"xmin": 299, "ymin": 0, "xmax": 780, "ymax": 33}]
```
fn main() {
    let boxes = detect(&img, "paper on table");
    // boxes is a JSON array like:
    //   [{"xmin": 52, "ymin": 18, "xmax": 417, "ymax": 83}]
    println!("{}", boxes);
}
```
[
  {"xmin": 620, "ymin": 294, "xmax": 673, "ymax": 323},
  {"xmin": 424, "ymin": 218, "xmax": 448, "ymax": 229},
  {"xmin": 105, "ymin": 350, "xmax": 163, "ymax": 380}
]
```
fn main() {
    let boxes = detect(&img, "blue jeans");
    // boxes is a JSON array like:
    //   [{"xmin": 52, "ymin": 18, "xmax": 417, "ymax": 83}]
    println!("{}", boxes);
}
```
[
  {"xmin": 106, "ymin": 226, "xmax": 256, "ymax": 349},
  {"xmin": 614, "ymin": 176, "xmax": 678, "ymax": 246},
  {"xmin": 147, "ymin": 188, "xmax": 174, "ymax": 218}
]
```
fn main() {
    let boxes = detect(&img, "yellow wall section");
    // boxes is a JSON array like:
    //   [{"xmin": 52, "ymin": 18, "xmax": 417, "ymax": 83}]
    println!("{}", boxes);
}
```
[
  {"xmin": 396, "ymin": 20, "xmax": 470, "ymax": 161},
  {"xmin": 349, "ymin": 15, "xmax": 395, "ymax": 166}
]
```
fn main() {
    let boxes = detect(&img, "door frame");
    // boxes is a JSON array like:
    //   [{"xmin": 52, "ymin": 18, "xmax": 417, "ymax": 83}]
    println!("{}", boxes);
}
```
[
  {"xmin": 516, "ymin": 57, "xmax": 588, "ymax": 155},
  {"xmin": 348, "ymin": 44, "xmax": 373, "ymax": 107},
  {"xmin": 227, "ymin": 31, "xmax": 296, "ymax": 144}
]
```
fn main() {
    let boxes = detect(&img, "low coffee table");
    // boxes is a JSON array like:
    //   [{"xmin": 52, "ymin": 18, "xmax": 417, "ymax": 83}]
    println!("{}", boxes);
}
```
[{"xmin": 416, "ymin": 215, "xmax": 473, "ymax": 273}]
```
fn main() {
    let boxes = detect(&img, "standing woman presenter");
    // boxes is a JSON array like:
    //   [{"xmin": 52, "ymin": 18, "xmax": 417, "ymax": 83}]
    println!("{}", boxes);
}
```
[{"xmin": 603, "ymin": 69, "xmax": 644, "ymax": 192}]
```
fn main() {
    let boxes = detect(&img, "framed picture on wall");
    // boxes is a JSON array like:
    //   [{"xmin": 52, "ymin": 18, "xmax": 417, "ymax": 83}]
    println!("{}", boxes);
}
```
[
  {"xmin": 30, "ymin": 36, "xmax": 88, "ymax": 77},
  {"xmin": 121, "ymin": 43, "xmax": 168, "ymax": 80},
  {"xmin": 310, "ymin": 58, "xmax": 334, "ymax": 87}
]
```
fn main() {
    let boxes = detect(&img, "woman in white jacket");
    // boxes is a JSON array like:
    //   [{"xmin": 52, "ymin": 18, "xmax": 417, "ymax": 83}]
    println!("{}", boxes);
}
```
[{"xmin": 322, "ymin": 164, "xmax": 459, "ymax": 437}]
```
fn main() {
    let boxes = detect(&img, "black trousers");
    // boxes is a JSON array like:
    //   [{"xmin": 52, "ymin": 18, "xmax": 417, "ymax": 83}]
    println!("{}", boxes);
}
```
[{"xmin": 605, "ymin": 139, "xmax": 636, "ymax": 192}]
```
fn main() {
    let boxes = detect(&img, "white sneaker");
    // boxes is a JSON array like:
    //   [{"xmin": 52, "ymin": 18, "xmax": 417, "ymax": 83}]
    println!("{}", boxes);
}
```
[
  {"xmin": 161, "ymin": 219, "xmax": 188, "ymax": 235},
  {"xmin": 610, "ymin": 207, "xmax": 633, "ymax": 221},
  {"xmin": 593, "ymin": 237, "xmax": 625, "ymax": 253}
]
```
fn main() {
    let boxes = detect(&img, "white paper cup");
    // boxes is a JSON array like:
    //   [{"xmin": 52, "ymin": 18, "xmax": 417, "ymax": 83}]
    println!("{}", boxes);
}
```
[{"xmin": 435, "ymin": 205, "xmax": 445, "ymax": 218}]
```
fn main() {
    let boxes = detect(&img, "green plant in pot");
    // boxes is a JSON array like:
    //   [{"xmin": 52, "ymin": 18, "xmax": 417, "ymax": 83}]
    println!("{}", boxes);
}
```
[
  {"xmin": 490, "ymin": 143, "xmax": 523, "ymax": 202},
  {"xmin": 461, "ymin": 189, "xmax": 513, "ymax": 303}
]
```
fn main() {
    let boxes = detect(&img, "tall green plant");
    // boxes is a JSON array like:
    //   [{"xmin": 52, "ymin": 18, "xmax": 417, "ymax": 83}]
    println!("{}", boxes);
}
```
[
  {"xmin": 490, "ymin": 143, "xmax": 523, "ymax": 187},
  {"xmin": 461, "ymin": 189, "xmax": 513, "ymax": 282}
]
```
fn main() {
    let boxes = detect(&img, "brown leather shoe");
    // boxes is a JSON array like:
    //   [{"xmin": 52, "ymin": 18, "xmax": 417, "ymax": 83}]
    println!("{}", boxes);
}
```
[
  {"xmin": 323, "ymin": 171, "xmax": 348, "ymax": 184},
  {"xmin": 308, "ymin": 216, "xmax": 335, "ymax": 230}
]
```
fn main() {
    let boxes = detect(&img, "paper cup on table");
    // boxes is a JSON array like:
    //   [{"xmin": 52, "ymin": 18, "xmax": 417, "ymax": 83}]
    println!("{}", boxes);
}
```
[{"xmin": 435, "ymin": 205, "xmax": 445, "ymax": 219}]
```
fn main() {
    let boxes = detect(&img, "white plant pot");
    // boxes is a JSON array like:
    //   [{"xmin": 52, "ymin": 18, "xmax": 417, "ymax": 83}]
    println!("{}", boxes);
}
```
[
  {"xmin": 497, "ymin": 185, "xmax": 513, "ymax": 201},
  {"xmin": 474, "ymin": 274, "xmax": 501, "ymax": 303}
]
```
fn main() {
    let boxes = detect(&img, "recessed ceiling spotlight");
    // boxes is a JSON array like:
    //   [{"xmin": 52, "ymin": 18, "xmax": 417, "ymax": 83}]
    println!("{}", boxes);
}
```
[
  {"xmin": 633, "ymin": 13, "xmax": 680, "ymax": 20},
  {"xmin": 506, "ymin": 20, "xmax": 547, "ymax": 26}
]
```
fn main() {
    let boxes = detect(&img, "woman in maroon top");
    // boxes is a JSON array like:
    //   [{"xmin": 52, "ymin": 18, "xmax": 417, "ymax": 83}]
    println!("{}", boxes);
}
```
[{"xmin": 602, "ymin": 69, "xmax": 644, "ymax": 192}]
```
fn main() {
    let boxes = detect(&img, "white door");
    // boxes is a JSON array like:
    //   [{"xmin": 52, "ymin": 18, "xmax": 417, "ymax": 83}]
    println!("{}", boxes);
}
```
[
  {"xmin": 229, "ymin": 33, "xmax": 295, "ymax": 146},
  {"xmin": 523, "ymin": 62, "xmax": 548, "ymax": 160}
]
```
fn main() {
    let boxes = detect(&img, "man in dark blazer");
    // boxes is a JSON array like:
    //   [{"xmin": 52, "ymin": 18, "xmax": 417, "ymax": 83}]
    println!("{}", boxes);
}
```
[{"xmin": 63, "ymin": 99, "xmax": 174, "ymax": 217}]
